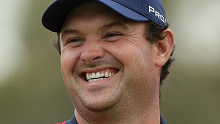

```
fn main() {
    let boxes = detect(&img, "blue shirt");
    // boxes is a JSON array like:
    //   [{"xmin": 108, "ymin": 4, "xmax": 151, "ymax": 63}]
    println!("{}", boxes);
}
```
[{"xmin": 65, "ymin": 114, "xmax": 166, "ymax": 124}]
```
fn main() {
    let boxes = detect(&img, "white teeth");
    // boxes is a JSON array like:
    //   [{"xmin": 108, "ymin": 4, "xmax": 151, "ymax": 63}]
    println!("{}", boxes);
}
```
[
  {"xmin": 96, "ymin": 72, "xmax": 101, "ymax": 78},
  {"xmin": 88, "ymin": 78, "xmax": 104, "ymax": 82},
  {"xmin": 85, "ymin": 71, "xmax": 115, "ymax": 82},
  {"xmin": 92, "ymin": 73, "xmax": 96, "ymax": 78},
  {"xmin": 101, "ymin": 73, "xmax": 104, "ymax": 77},
  {"xmin": 105, "ymin": 72, "xmax": 108, "ymax": 77},
  {"xmin": 86, "ymin": 74, "xmax": 90, "ymax": 80}
]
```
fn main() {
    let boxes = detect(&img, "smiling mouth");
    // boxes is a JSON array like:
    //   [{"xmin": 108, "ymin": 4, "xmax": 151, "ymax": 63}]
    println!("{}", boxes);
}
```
[{"xmin": 81, "ymin": 69, "xmax": 119, "ymax": 82}]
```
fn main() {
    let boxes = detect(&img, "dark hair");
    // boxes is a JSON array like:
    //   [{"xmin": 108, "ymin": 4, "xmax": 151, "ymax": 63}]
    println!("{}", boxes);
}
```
[
  {"xmin": 54, "ymin": 21, "xmax": 174, "ymax": 85},
  {"xmin": 145, "ymin": 21, "xmax": 175, "ymax": 85},
  {"xmin": 145, "ymin": 21, "xmax": 175, "ymax": 101},
  {"xmin": 54, "ymin": 36, "xmax": 61, "ymax": 54}
]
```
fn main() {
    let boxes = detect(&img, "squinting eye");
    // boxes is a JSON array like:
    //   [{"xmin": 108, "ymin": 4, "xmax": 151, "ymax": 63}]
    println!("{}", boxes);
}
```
[
  {"xmin": 106, "ymin": 32, "xmax": 121, "ymax": 38},
  {"xmin": 68, "ymin": 37, "xmax": 82, "ymax": 43},
  {"xmin": 103, "ymin": 32, "xmax": 123, "ymax": 42}
]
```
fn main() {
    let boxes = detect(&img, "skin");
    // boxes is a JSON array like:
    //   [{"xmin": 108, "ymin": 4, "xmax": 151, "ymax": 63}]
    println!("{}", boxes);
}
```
[{"xmin": 59, "ymin": 1, "xmax": 174, "ymax": 124}]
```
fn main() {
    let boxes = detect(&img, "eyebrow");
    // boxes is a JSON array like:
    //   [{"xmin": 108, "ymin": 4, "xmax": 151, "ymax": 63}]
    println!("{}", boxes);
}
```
[
  {"xmin": 102, "ymin": 21, "xmax": 129, "ymax": 30},
  {"xmin": 60, "ymin": 21, "xmax": 129, "ymax": 40},
  {"xmin": 61, "ymin": 29, "xmax": 82, "ymax": 41}
]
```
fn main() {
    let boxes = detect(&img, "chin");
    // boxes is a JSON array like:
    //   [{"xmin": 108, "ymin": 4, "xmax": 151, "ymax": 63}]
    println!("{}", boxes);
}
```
[
  {"xmin": 83, "ymin": 101, "xmax": 114, "ymax": 112},
  {"xmin": 79, "ymin": 90, "xmax": 122, "ymax": 112}
]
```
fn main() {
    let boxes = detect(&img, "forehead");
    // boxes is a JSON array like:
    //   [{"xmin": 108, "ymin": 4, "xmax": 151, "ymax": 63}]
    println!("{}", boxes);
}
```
[
  {"xmin": 61, "ymin": 1, "xmax": 133, "ymax": 31},
  {"xmin": 68, "ymin": 1, "xmax": 118, "ymax": 17}
]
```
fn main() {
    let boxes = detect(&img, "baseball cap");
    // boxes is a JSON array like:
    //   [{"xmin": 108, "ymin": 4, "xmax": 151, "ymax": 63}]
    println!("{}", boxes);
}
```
[{"xmin": 42, "ymin": 0, "xmax": 167, "ymax": 32}]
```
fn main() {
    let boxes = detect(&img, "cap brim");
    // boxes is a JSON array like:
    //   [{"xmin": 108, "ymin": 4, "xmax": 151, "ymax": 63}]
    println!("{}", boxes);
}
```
[
  {"xmin": 42, "ymin": 0, "xmax": 87, "ymax": 32},
  {"xmin": 42, "ymin": 0, "xmax": 149, "ymax": 32}
]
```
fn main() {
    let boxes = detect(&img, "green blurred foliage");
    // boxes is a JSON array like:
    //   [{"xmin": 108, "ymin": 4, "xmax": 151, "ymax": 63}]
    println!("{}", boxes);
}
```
[
  {"xmin": 0, "ymin": 0, "xmax": 74, "ymax": 123},
  {"xmin": 0, "ymin": 0, "xmax": 220, "ymax": 124},
  {"xmin": 161, "ymin": 64, "xmax": 220, "ymax": 124}
]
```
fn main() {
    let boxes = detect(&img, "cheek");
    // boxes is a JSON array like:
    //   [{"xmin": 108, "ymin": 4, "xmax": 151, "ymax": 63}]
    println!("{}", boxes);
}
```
[
  {"xmin": 105, "ymin": 39, "xmax": 155, "ymax": 80},
  {"xmin": 107, "ymin": 41, "xmax": 153, "ymax": 69},
  {"xmin": 61, "ymin": 48, "xmax": 81, "ymax": 78}
]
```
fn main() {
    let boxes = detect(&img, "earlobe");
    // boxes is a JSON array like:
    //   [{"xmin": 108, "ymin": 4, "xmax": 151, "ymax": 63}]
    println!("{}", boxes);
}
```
[{"xmin": 155, "ymin": 29, "xmax": 174, "ymax": 67}]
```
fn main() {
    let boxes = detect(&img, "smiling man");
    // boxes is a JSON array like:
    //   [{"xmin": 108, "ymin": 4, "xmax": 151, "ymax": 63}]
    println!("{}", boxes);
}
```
[{"xmin": 42, "ymin": 0, "xmax": 174, "ymax": 124}]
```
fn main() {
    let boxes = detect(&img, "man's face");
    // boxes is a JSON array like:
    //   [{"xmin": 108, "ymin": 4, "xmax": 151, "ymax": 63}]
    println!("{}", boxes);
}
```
[{"xmin": 60, "ymin": 2, "xmax": 160, "ymax": 111}]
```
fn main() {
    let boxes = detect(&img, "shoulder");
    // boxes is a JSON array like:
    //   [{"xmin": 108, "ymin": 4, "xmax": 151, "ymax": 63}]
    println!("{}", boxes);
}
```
[{"xmin": 56, "ymin": 121, "xmax": 67, "ymax": 124}]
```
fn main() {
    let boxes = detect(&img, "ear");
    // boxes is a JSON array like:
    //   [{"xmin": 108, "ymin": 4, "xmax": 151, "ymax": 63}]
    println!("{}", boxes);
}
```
[{"xmin": 154, "ymin": 29, "xmax": 174, "ymax": 67}]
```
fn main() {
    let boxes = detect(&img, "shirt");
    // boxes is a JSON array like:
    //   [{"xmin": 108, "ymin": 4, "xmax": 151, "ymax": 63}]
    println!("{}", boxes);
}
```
[{"xmin": 58, "ymin": 114, "xmax": 166, "ymax": 124}]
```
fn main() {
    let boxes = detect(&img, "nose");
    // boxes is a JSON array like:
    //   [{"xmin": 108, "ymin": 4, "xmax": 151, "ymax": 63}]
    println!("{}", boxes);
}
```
[{"xmin": 80, "ymin": 40, "xmax": 104, "ymax": 65}]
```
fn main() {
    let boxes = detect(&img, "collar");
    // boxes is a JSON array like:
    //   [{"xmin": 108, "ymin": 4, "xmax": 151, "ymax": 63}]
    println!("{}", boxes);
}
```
[
  {"xmin": 65, "ymin": 114, "xmax": 166, "ymax": 124},
  {"xmin": 160, "ymin": 115, "xmax": 167, "ymax": 124}
]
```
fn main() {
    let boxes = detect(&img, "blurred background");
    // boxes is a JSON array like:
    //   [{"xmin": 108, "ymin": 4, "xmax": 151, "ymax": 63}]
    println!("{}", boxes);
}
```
[{"xmin": 0, "ymin": 0, "xmax": 219, "ymax": 123}]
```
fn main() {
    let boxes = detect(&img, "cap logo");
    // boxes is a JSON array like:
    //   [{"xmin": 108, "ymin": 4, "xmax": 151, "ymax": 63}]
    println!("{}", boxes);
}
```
[{"xmin": 149, "ymin": 6, "xmax": 166, "ymax": 24}]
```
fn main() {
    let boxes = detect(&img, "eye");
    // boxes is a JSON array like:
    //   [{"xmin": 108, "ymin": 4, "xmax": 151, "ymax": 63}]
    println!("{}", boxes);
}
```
[
  {"xmin": 104, "ymin": 32, "xmax": 122, "ymax": 42},
  {"xmin": 106, "ymin": 32, "xmax": 121, "ymax": 38},
  {"xmin": 63, "ymin": 37, "xmax": 84, "ymax": 48},
  {"xmin": 67, "ymin": 37, "xmax": 82, "ymax": 43}
]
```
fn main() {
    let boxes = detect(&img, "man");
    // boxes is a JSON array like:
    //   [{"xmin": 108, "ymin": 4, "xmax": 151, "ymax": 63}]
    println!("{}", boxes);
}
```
[{"xmin": 42, "ymin": 0, "xmax": 174, "ymax": 124}]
